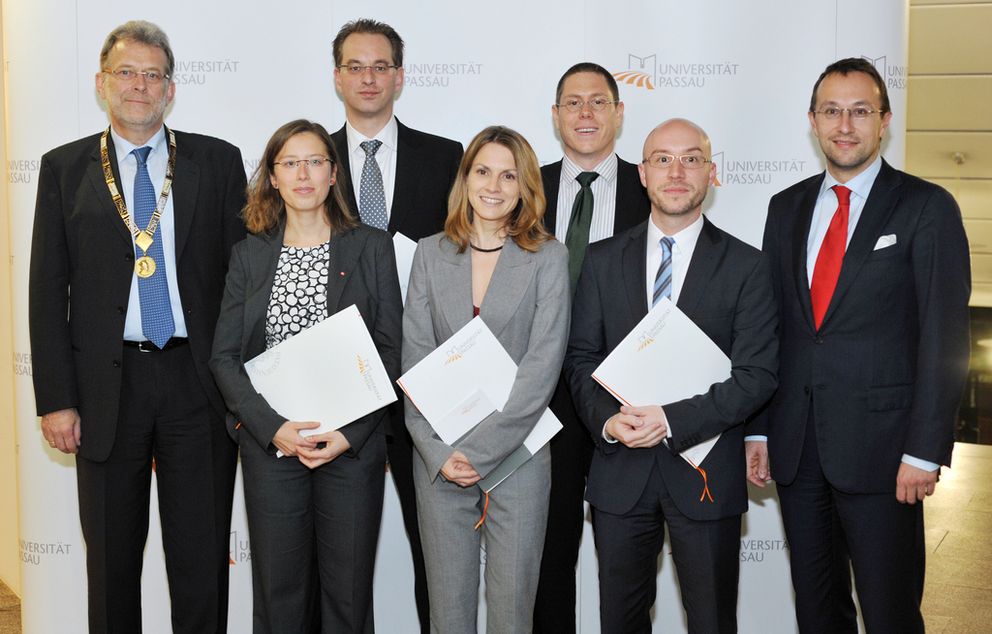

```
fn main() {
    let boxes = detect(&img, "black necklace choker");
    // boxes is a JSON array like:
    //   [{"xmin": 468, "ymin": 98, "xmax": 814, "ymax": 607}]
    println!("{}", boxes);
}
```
[{"xmin": 470, "ymin": 242, "xmax": 504, "ymax": 253}]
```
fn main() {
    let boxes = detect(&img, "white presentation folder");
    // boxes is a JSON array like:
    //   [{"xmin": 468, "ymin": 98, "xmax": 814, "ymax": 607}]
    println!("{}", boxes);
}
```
[
  {"xmin": 244, "ymin": 304, "xmax": 397, "ymax": 446},
  {"xmin": 398, "ymin": 316, "xmax": 561, "ymax": 489},
  {"xmin": 398, "ymin": 317, "xmax": 517, "ymax": 445},
  {"xmin": 592, "ymin": 297, "xmax": 731, "ymax": 467},
  {"xmin": 393, "ymin": 232, "xmax": 418, "ymax": 304}
]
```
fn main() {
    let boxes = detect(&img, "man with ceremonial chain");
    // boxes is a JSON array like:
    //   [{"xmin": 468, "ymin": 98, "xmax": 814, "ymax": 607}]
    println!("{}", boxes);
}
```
[{"xmin": 29, "ymin": 20, "xmax": 246, "ymax": 633}]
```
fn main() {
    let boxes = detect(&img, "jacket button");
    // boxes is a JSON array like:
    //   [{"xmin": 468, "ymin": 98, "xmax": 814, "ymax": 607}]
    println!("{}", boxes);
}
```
[
  {"xmin": 112, "ymin": 360, "xmax": 121, "ymax": 368},
  {"xmin": 117, "ymin": 306, "xmax": 125, "ymax": 315},
  {"xmin": 803, "ymin": 386, "xmax": 810, "ymax": 394},
  {"xmin": 814, "ymin": 336, "xmax": 823, "ymax": 344}
]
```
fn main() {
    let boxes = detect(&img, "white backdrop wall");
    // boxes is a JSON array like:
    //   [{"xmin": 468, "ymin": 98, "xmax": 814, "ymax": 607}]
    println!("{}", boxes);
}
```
[{"xmin": 3, "ymin": 1, "xmax": 907, "ymax": 631}]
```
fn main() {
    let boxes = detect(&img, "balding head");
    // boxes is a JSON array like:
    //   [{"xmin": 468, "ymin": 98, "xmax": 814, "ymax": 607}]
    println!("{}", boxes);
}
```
[{"xmin": 642, "ymin": 118, "xmax": 712, "ymax": 161}]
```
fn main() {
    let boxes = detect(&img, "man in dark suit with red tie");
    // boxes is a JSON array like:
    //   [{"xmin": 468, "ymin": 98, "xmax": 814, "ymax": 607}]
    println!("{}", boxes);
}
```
[
  {"xmin": 329, "ymin": 19, "xmax": 463, "ymax": 631},
  {"xmin": 534, "ymin": 62, "xmax": 650, "ymax": 633},
  {"xmin": 29, "ymin": 21, "xmax": 246, "ymax": 632},
  {"xmin": 747, "ymin": 58, "xmax": 971, "ymax": 633}
]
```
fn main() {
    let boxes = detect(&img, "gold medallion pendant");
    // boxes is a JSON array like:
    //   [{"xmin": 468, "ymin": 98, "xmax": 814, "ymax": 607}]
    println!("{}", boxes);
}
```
[
  {"xmin": 135, "ymin": 255, "xmax": 157, "ymax": 279},
  {"xmin": 135, "ymin": 230, "xmax": 154, "ymax": 252}
]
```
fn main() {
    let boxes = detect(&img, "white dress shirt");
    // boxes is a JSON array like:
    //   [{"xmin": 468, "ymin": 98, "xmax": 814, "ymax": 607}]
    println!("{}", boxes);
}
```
[
  {"xmin": 113, "ymin": 126, "xmax": 188, "ymax": 340},
  {"xmin": 553, "ymin": 153, "xmax": 619, "ymax": 244},
  {"xmin": 345, "ymin": 116, "xmax": 399, "ymax": 218}
]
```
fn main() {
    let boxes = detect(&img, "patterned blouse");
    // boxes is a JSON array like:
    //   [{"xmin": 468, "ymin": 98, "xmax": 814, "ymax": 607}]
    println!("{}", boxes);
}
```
[{"xmin": 264, "ymin": 242, "xmax": 330, "ymax": 350}]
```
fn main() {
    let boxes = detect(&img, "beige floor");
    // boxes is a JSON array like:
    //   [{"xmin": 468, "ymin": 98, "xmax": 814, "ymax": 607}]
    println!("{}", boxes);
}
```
[{"xmin": 0, "ymin": 443, "xmax": 989, "ymax": 633}]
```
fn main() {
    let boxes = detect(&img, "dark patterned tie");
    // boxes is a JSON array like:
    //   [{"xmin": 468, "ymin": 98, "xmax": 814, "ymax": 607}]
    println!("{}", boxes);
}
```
[{"xmin": 359, "ymin": 140, "xmax": 388, "ymax": 230}]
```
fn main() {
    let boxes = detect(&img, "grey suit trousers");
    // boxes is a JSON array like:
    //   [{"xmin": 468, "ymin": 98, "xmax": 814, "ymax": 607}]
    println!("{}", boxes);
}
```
[{"xmin": 414, "ymin": 446, "xmax": 551, "ymax": 633}]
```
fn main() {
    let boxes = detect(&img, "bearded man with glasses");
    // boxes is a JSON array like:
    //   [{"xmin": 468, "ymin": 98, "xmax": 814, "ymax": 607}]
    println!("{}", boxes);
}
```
[{"xmin": 565, "ymin": 118, "xmax": 777, "ymax": 633}]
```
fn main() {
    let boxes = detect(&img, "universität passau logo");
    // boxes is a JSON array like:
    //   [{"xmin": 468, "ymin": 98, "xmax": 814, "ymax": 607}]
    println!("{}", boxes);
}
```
[
  {"xmin": 861, "ymin": 55, "xmax": 907, "ymax": 90},
  {"xmin": 403, "ymin": 62, "xmax": 483, "ymax": 88},
  {"xmin": 229, "ymin": 530, "xmax": 251, "ymax": 565},
  {"xmin": 613, "ymin": 53, "xmax": 740, "ymax": 90},
  {"xmin": 710, "ymin": 152, "xmax": 808, "ymax": 186},
  {"xmin": 170, "ymin": 58, "xmax": 241, "ymax": 86}
]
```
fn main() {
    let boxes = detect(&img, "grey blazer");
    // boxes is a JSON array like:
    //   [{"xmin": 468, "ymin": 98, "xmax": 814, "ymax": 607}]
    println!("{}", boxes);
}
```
[
  {"xmin": 402, "ymin": 234, "xmax": 571, "ymax": 480},
  {"xmin": 210, "ymin": 223, "xmax": 403, "ymax": 455}
]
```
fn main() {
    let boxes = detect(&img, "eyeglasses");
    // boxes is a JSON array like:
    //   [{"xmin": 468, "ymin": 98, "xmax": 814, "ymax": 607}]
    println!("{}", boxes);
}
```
[
  {"xmin": 273, "ymin": 157, "xmax": 333, "ymax": 170},
  {"xmin": 642, "ymin": 153, "xmax": 711, "ymax": 170},
  {"xmin": 555, "ymin": 97, "xmax": 617, "ymax": 113},
  {"xmin": 103, "ymin": 68, "xmax": 170, "ymax": 84},
  {"xmin": 812, "ymin": 107, "xmax": 883, "ymax": 121},
  {"xmin": 337, "ymin": 64, "xmax": 399, "ymax": 76}
]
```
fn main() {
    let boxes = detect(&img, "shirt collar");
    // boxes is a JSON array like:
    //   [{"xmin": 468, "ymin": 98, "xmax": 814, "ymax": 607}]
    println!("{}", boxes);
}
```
[
  {"xmin": 646, "ymin": 212, "xmax": 704, "ymax": 255},
  {"xmin": 561, "ymin": 152, "xmax": 618, "ymax": 185},
  {"xmin": 818, "ymin": 155, "xmax": 883, "ymax": 202},
  {"xmin": 110, "ymin": 125, "xmax": 166, "ymax": 162},
  {"xmin": 346, "ymin": 116, "xmax": 398, "ymax": 153}
]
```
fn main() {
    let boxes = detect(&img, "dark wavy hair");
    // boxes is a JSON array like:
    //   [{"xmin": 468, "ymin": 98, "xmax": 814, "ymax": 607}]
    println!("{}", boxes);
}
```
[{"xmin": 243, "ymin": 119, "xmax": 357, "ymax": 235}]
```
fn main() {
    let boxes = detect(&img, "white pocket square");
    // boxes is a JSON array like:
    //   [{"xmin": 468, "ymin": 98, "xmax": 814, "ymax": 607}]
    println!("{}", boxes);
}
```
[{"xmin": 874, "ymin": 234, "xmax": 897, "ymax": 250}]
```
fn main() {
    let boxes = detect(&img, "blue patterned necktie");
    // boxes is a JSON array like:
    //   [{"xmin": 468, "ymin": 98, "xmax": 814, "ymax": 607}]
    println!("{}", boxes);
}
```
[
  {"xmin": 132, "ymin": 146, "xmax": 175, "ymax": 348},
  {"xmin": 652, "ymin": 236, "xmax": 675, "ymax": 307},
  {"xmin": 359, "ymin": 139, "xmax": 388, "ymax": 229}
]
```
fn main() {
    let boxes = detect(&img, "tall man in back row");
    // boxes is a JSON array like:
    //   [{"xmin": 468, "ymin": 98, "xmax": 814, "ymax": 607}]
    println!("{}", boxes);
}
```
[
  {"xmin": 534, "ymin": 62, "xmax": 650, "ymax": 632},
  {"xmin": 747, "ymin": 58, "xmax": 971, "ymax": 633},
  {"xmin": 29, "ymin": 20, "xmax": 246, "ymax": 632},
  {"xmin": 330, "ymin": 19, "xmax": 464, "ymax": 632}
]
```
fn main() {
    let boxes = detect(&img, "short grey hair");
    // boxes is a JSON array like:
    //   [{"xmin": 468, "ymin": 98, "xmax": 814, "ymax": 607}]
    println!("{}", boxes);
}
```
[{"xmin": 99, "ymin": 20, "xmax": 175, "ymax": 80}]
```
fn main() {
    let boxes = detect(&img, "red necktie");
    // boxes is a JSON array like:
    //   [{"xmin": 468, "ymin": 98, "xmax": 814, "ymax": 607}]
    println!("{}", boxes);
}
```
[{"xmin": 810, "ymin": 185, "xmax": 851, "ymax": 329}]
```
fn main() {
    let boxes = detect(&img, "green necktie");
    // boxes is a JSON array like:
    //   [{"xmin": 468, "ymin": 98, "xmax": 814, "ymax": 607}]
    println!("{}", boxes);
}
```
[{"xmin": 565, "ymin": 171, "xmax": 600, "ymax": 292}]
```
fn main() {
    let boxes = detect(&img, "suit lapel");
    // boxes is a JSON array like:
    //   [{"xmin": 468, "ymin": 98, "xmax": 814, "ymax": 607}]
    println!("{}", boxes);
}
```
[
  {"xmin": 86, "ymin": 135, "xmax": 134, "ymax": 247},
  {"xmin": 541, "ymin": 161, "xmax": 562, "ymax": 235},
  {"xmin": 479, "ymin": 240, "xmax": 536, "ymax": 338},
  {"xmin": 820, "ymin": 161, "xmax": 902, "ymax": 328},
  {"xmin": 677, "ymin": 218, "xmax": 725, "ymax": 316},
  {"xmin": 389, "ymin": 119, "xmax": 420, "ymax": 236},
  {"xmin": 792, "ymin": 174, "xmax": 823, "ymax": 331},
  {"xmin": 614, "ymin": 156, "xmax": 647, "ymax": 230},
  {"xmin": 622, "ymin": 222, "xmax": 649, "ymax": 321},
  {"xmin": 244, "ymin": 227, "xmax": 285, "ymax": 359},
  {"xmin": 170, "ymin": 129, "xmax": 200, "ymax": 262},
  {"xmin": 331, "ymin": 126, "xmax": 360, "ymax": 215},
  {"xmin": 324, "ymin": 227, "xmax": 371, "ymax": 315},
  {"xmin": 435, "ymin": 241, "xmax": 474, "ymax": 335}
]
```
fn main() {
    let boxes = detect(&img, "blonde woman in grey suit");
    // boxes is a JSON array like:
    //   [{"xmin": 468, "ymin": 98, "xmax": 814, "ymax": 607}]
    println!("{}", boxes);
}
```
[{"xmin": 402, "ymin": 126, "xmax": 570, "ymax": 633}]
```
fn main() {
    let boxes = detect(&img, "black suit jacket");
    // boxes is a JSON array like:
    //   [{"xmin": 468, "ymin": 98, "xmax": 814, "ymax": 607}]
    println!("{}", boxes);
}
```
[
  {"xmin": 209, "ymin": 224, "xmax": 402, "ymax": 456},
  {"xmin": 540, "ymin": 155, "xmax": 649, "ymax": 237},
  {"xmin": 331, "ymin": 119, "xmax": 463, "ymax": 241},
  {"xmin": 29, "ymin": 128, "xmax": 247, "ymax": 462},
  {"xmin": 751, "ymin": 160, "xmax": 971, "ymax": 493},
  {"xmin": 565, "ymin": 218, "xmax": 778, "ymax": 521}
]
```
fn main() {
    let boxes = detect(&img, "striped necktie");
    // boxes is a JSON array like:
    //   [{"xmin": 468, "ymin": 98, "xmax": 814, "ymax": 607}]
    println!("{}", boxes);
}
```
[{"xmin": 652, "ymin": 236, "xmax": 675, "ymax": 307}]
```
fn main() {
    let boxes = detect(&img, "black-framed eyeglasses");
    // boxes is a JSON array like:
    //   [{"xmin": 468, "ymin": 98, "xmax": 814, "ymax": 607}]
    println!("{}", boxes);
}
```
[
  {"xmin": 555, "ymin": 97, "xmax": 617, "ymax": 113},
  {"xmin": 642, "ymin": 153, "xmax": 711, "ymax": 170},
  {"xmin": 812, "ymin": 107, "xmax": 884, "ymax": 121},
  {"xmin": 272, "ymin": 157, "xmax": 333, "ymax": 170},
  {"xmin": 103, "ymin": 68, "xmax": 170, "ymax": 84},
  {"xmin": 337, "ymin": 64, "xmax": 399, "ymax": 76}
]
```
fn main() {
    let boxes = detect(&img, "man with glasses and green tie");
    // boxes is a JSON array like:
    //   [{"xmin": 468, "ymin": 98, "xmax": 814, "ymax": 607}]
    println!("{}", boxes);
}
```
[
  {"xmin": 28, "ymin": 20, "xmax": 246, "ymax": 633},
  {"xmin": 565, "ymin": 118, "xmax": 777, "ymax": 633},
  {"xmin": 747, "ymin": 57, "xmax": 971, "ymax": 633},
  {"xmin": 330, "ymin": 18, "xmax": 463, "ymax": 633},
  {"xmin": 534, "ymin": 61, "xmax": 650, "ymax": 634}
]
